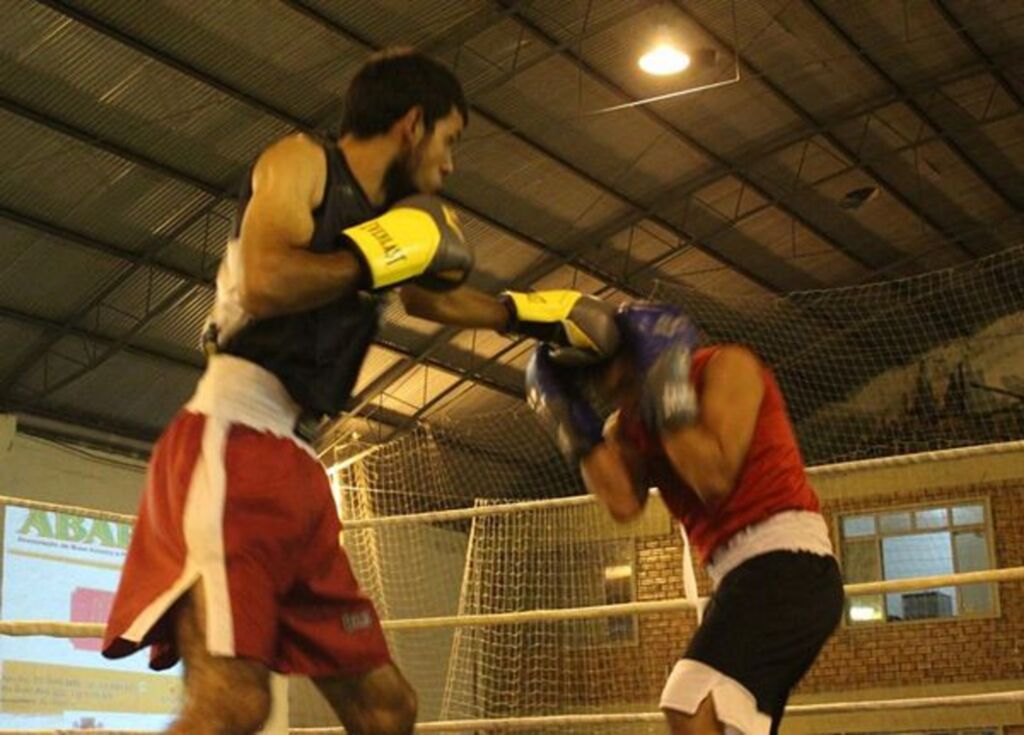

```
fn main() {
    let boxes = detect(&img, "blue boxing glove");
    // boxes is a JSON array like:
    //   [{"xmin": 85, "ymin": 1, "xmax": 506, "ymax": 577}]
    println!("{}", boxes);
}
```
[
  {"xmin": 525, "ymin": 345, "xmax": 604, "ymax": 463},
  {"xmin": 616, "ymin": 302, "xmax": 700, "ymax": 433}
]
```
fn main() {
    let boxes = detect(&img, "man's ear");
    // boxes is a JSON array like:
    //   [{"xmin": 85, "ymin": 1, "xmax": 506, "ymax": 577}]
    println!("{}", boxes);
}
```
[{"xmin": 396, "ymin": 106, "xmax": 425, "ymax": 146}]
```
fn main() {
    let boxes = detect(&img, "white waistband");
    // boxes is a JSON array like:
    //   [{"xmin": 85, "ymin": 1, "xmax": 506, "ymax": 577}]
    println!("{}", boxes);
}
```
[
  {"xmin": 706, "ymin": 510, "xmax": 834, "ymax": 587},
  {"xmin": 185, "ymin": 355, "xmax": 317, "ymax": 460}
]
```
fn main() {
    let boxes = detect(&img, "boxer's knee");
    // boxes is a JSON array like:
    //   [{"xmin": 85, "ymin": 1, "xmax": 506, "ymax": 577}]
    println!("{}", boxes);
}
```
[
  {"xmin": 316, "ymin": 663, "xmax": 418, "ymax": 735},
  {"xmin": 663, "ymin": 696, "xmax": 725, "ymax": 735}
]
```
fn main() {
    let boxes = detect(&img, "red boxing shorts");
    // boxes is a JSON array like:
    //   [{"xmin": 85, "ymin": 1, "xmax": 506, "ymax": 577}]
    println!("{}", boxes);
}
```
[{"xmin": 103, "ymin": 356, "xmax": 391, "ymax": 677}]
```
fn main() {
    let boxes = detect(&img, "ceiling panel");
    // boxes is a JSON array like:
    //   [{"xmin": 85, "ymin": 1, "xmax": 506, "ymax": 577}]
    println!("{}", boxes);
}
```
[
  {"xmin": 64, "ymin": 0, "xmax": 365, "ymax": 122},
  {"xmin": 37, "ymin": 346, "xmax": 199, "ymax": 428},
  {"xmin": 654, "ymin": 247, "xmax": 774, "ymax": 300},
  {"xmin": 0, "ymin": 219, "xmax": 128, "ymax": 321},
  {"xmin": 0, "ymin": 317, "xmax": 50, "ymax": 381},
  {"xmin": 3, "ymin": 0, "xmax": 290, "ymax": 184},
  {"xmin": 0, "ymin": 1, "xmax": 1019, "ymax": 452},
  {"xmin": 0, "ymin": 110, "xmax": 221, "ymax": 253},
  {"xmin": 351, "ymin": 345, "xmax": 405, "ymax": 396}
]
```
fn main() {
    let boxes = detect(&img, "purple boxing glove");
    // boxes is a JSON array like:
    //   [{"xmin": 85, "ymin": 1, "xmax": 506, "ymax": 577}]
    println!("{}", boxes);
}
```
[
  {"xmin": 525, "ymin": 345, "xmax": 604, "ymax": 463},
  {"xmin": 616, "ymin": 302, "xmax": 700, "ymax": 433}
]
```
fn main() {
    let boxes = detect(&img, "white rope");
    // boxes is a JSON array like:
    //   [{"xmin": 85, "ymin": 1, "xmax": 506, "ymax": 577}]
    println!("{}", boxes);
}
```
[
  {"xmin": 341, "ymin": 494, "xmax": 597, "ymax": 529},
  {"xmin": 805, "ymin": 439, "xmax": 1024, "ymax": 476},
  {"xmin": 2, "ymin": 441, "xmax": 1018, "ymax": 530},
  {"xmin": 0, "ymin": 494, "xmax": 135, "ymax": 524},
  {"xmin": 0, "ymin": 597, "xmax": 699, "ymax": 639},
  {"xmin": 7, "ymin": 690, "xmax": 1014, "ymax": 733},
  {"xmin": 843, "ymin": 566, "xmax": 1024, "ymax": 595},
  {"xmin": 385, "ymin": 596, "xmax": 697, "ymax": 630},
  {"xmin": 340, "ymin": 440, "xmax": 1024, "ymax": 529},
  {"xmin": 5, "ymin": 566, "xmax": 1020, "ymax": 639},
  {"xmin": 789, "ymin": 689, "xmax": 1024, "ymax": 713},
  {"xmin": 290, "ymin": 690, "xmax": 1024, "ymax": 731},
  {"xmin": 0, "ymin": 620, "xmax": 104, "ymax": 637}
]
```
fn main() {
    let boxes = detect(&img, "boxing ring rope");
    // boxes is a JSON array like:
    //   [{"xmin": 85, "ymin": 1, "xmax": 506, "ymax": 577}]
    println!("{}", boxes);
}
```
[
  {"xmin": 0, "ymin": 440, "xmax": 1021, "ymax": 732},
  {"xmin": 3, "ymin": 689, "xmax": 1024, "ymax": 734},
  {"xmin": 2, "ymin": 567, "xmax": 1021, "ymax": 734},
  {"xmin": 4, "ymin": 439, "xmax": 1018, "ymax": 532},
  {"xmin": 2, "ymin": 566, "xmax": 1022, "ymax": 640},
  {"xmin": 336, "ymin": 439, "xmax": 1024, "ymax": 529},
  {"xmin": 288, "ymin": 689, "xmax": 1024, "ymax": 732}
]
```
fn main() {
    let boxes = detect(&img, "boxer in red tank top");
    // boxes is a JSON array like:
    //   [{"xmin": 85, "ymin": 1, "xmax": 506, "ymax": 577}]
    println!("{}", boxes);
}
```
[
  {"xmin": 614, "ymin": 345, "xmax": 821, "ymax": 562},
  {"xmin": 526, "ymin": 302, "xmax": 844, "ymax": 735}
]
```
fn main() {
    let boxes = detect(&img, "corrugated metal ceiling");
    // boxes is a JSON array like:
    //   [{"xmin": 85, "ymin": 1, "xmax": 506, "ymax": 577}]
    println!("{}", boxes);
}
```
[{"xmin": 0, "ymin": 0, "xmax": 1019, "ymax": 452}]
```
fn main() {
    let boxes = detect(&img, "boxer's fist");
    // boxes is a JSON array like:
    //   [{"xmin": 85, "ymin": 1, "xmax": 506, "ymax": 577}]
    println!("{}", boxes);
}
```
[{"xmin": 344, "ymin": 195, "xmax": 473, "ymax": 291}]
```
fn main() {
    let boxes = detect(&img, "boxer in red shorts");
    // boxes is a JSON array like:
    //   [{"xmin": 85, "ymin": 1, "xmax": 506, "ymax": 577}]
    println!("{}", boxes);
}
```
[{"xmin": 103, "ymin": 49, "xmax": 619, "ymax": 735}]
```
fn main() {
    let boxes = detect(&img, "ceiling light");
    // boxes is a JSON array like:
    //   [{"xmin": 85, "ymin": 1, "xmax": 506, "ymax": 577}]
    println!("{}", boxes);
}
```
[{"xmin": 639, "ymin": 44, "xmax": 691, "ymax": 76}]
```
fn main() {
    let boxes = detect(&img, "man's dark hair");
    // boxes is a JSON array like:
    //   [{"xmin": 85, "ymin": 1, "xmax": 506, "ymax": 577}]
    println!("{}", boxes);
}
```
[{"xmin": 340, "ymin": 49, "xmax": 468, "ymax": 138}]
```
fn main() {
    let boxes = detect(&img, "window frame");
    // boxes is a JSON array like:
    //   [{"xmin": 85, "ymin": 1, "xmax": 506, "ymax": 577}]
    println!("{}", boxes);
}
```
[{"xmin": 836, "ymin": 496, "xmax": 999, "ymax": 626}]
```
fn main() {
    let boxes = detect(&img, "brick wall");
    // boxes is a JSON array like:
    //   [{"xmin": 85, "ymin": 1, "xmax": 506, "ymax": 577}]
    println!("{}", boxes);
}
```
[
  {"xmin": 805, "ymin": 478, "xmax": 1024, "ymax": 692},
  {"xmin": 627, "ymin": 477, "xmax": 1023, "ymax": 696}
]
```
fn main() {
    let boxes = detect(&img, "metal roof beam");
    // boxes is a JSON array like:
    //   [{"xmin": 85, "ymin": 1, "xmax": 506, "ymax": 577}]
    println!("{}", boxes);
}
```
[
  {"xmin": 931, "ymin": 1, "xmax": 1024, "ymax": 111},
  {"xmin": 496, "ymin": 2, "xmax": 908, "ymax": 272},
  {"xmin": 0, "ymin": 205, "xmax": 209, "ymax": 287},
  {"xmin": 601, "ymin": 53, "xmax": 1024, "ymax": 231},
  {"xmin": 720, "ymin": 0, "xmax": 1005, "ymax": 256},
  {"xmin": 636, "ymin": 0, "xmax": 1003, "ymax": 259},
  {"xmin": 807, "ymin": 0, "xmax": 1021, "ymax": 211},
  {"xmin": 12, "ymin": 405, "xmax": 161, "ymax": 453},
  {"xmin": 36, "ymin": 0, "xmax": 300, "ymax": 126},
  {"xmin": 0, "ymin": 305, "xmax": 203, "ymax": 373},
  {"xmin": 509, "ymin": 53, "xmax": 1024, "ymax": 283},
  {"xmin": 0, "ymin": 94, "xmax": 224, "ymax": 197}
]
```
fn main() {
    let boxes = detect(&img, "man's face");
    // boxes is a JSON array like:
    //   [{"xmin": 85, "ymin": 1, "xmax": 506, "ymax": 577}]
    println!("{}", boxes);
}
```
[{"xmin": 384, "ymin": 107, "xmax": 464, "ymax": 205}]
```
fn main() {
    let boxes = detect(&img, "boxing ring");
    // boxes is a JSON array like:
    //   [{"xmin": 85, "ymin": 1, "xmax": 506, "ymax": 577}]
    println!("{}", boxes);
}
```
[{"xmin": 2, "ymin": 440, "xmax": 1024, "ymax": 732}]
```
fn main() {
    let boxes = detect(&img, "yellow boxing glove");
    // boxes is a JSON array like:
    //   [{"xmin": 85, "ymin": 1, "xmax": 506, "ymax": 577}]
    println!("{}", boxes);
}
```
[
  {"xmin": 344, "ymin": 194, "xmax": 474, "ymax": 291},
  {"xmin": 502, "ymin": 290, "xmax": 620, "ymax": 365}
]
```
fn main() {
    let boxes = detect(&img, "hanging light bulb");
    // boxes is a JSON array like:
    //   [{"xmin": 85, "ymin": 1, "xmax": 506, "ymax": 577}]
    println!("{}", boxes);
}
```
[{"xmin": 639, "ymin": 43, "xmax": 691, "ymax": 76}]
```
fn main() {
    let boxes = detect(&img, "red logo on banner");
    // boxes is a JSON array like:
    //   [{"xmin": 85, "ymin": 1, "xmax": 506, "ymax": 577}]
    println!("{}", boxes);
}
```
[{"xmin": 70, "ymin": 587, "xmax": 114, "ymax": 651}]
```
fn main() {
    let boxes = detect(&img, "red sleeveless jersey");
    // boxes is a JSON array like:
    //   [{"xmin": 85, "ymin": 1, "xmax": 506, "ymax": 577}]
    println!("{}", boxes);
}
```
[{"xmin": 620, "ymin": 346, "xmax": 820, "ymax": 561}]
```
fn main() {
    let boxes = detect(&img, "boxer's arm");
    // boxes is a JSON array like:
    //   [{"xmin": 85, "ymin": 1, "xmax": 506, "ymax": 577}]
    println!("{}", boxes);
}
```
[
  {"xmin": 238, "ymin": 134, "xmax": 363, "ymax": 317},
  {"xmin": 399, "ymin": 283, "xmax": 509, "ymax": 329},
  {"xmin": 401, "ymin": 287, "xmax": 622, "ymax": 367},
  {"xmin": 581, "ymin": 413, "xmax": 649, "ymax": 523},
  {"xmin": 659, "ymin": 346, "xmax": 764, "ymax": 508}
]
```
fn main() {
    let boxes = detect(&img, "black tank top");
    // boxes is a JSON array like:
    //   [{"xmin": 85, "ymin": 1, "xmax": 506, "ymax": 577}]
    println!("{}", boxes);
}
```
[{"xmin": 220, "ymin": 141, "xmax": 383, "ymax": 417}]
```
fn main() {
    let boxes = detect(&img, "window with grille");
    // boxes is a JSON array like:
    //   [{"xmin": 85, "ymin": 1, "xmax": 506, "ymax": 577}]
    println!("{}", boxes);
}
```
[{"xmin": 839, "ymin": 501, "xmax": 996, "ymax": 624}]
